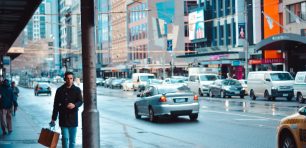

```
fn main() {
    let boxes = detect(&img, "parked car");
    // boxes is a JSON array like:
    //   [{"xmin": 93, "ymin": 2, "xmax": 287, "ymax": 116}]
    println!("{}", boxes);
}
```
[
  {"xmin": 96, "ymin": 78, "xmax": 104, "ymax": 86},
  {"xmin": 139, "ymin": 79, "xmax": 163, "ymax": 92},
  {"xmin": 134, "ymin": 84, "xmax": 200, "ymax": 122},
  {"xmin": 122, "ymin": 79, "xmax": 133, "ymax": 91},
  {"xmin": 163, "ymin": 77, "xmax": 187, "ymax": 85},
  {"xmin": 132, "ymin": 73, "xmax": 155, "ymax": 91},
  {"xmin": 238, "ymin": 79, "xmax": 248, "ymax": 95},
  {"xmin": 248, "ymin": 71, "xmax": 294, "ymax": 101},
  {"xmin": 34, "ymin": 83, "xmax": 51, "ymax": 96},
  {"xmin": 277, "ymin": 106, "xmax": 306, "ymax": 148},
  {"xmin": 187, "ymin": 74, "xmax": 219, "ymax": 96},
  {"xmin": 294, "ymin": 71, "xmax": 306, "ymax": 103},
  {"xmin": 110, "ymin": 78, "xmax": 125, "ymax": 89},
  {"xmin": 209, "ymin": 79, "xmax": 245, "ymax": 98},
  {"xmin": 104, "ymin": 77, "xmax": 116, "ymax": 88}
]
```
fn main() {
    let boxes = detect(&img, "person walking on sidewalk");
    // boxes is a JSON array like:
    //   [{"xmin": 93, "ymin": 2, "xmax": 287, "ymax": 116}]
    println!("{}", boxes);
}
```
[
  {"xmin": 50, "ymin": 72, "xmax": 83, "ymax": 148},
  {"xmin": 0, "ymin": 79, "xmax": 16, "ymax": 135},
  {"xmin": 11, "ymin": 81, "xmax": 19, "ymax": 116}
]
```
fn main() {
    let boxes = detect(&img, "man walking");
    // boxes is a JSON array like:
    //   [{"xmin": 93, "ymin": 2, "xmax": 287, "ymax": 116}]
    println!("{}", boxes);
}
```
[
  {"xmin": 11, "ymin": 81, "xmax": 19, "ymax": 116},
  {"xmin": 0, "ymin": 79, "xmax": 15, "ymax": 135},
  {"xmin": 50, "ymin": 72, "xmax": 83, "ymax": 148}
]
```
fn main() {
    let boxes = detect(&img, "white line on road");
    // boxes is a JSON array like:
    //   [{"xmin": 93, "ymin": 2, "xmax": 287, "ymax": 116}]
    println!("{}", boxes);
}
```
[{"xmin": 202, "ymin": 108, "xmax": 281, "ymax": 121}]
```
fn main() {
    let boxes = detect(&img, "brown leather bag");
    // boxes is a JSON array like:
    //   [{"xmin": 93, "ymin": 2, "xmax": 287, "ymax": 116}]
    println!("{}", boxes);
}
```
[{"xmin": 38, "ymin": 128, "xmax": 60, "ymax": 148}]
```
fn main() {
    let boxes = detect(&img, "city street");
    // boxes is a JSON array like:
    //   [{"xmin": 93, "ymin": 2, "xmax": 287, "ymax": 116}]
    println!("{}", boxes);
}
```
[{"xmin": 17, "ymin": 84, "xmax": 304, "ymax": 148}]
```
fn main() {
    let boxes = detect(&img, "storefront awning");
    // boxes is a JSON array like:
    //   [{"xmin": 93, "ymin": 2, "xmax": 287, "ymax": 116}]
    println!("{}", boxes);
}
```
[{"xmin": 255, "ymin": 33, "xmax": 306, "ymax": 51}]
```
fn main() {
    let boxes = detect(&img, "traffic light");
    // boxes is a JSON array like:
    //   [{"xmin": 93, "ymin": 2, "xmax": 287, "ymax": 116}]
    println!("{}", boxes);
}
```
[
  {"xmin": 62, "ymin": 58, "xmax": 67, "ymax": 67},
  {"xmin": 65, "ymin": 57, "xmax": 70, "ymax": 63}
]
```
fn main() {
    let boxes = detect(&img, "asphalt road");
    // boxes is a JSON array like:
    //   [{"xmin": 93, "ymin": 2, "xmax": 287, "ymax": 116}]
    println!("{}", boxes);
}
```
[{"xmin": 17, "ymin": 84, "xmax": 305, "ymax": 148}]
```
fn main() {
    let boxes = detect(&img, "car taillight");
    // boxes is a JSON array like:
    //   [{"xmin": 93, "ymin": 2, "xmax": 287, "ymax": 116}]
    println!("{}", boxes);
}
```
[
  {"xmin": 159, "ymin": 96, "xmax": 167, "ymax": 102},
  {"xmin": 38, "ymin": 87, "xmax": 42, "ymax": 90},
  {"xmin": 194, "ymin": 95, "xmax": 199, "ymax": 101}
]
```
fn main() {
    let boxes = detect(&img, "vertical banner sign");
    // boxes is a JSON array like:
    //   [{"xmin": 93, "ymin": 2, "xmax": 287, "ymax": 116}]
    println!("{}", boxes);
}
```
[
  {"xmin": 238, "ymin": 23, "xmax": 245, "ymax": 39},
  {"xmin": 188, "ymin": 9, "xmax": 205, "ymax": 40},
  {"xmin": 167, "ymin": 40, "xmax": 173, "ymax": 51}
]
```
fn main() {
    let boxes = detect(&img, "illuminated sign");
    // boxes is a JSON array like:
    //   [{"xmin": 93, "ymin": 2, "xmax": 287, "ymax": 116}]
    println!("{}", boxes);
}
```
[{"xmin": 188, "ymin": 9, "xmax": 205, "ymax": 40}]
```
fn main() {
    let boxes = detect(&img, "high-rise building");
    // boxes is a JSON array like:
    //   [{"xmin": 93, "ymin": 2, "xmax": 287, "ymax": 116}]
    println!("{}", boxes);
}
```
[
  {"xmin": 111, "ymin": 0, "xmax": 128, "ymax": 65},
  {"xmin": 25, "ymin": 0, "xmax": 52, "ymax": 41}
]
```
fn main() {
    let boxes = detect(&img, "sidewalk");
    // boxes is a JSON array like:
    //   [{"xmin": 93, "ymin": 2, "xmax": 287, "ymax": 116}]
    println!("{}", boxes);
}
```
[{"xmin": 0, "ymin": 108, "xmax": 43, "ymax": 148}]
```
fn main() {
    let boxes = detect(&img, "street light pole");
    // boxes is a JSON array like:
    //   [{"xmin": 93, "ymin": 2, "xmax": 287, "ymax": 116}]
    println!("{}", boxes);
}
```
[
  {"xmin": 244, "ymin": 1, "xmax": 249, "ymax": 79},
  {"xmin": 80, "ymin": 0, "xmax": 100, "ymax": 147}
]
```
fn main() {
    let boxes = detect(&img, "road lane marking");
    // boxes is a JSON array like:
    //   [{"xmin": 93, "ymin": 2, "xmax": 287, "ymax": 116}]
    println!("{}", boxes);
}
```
[{"xmin": 203, "ymin": 109, "xmax": 281, "ymax": 121}]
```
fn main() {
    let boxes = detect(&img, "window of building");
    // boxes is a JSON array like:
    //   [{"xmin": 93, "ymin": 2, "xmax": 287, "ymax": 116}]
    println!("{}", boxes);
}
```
[
  {"xmin": 219, "ymin": 25, "xmax": 224, "ymax": 46},
  {"xmin": 225, "ymin": 0, "xmax": 231, "ymax": 15},
  {"xmin": 184, "ymin": 22, "xmax": 188, "ymax": 37},
  {"xmin": 288, "ymin": 2, "xmax": 306, "ymax": 23},
  {"xmin": 302, "ymin": 2, "xmax": 306, "ymax": 20},
  {"xmin": 227, "ymin": 24, "xmax": 231, "ymax": 46}
]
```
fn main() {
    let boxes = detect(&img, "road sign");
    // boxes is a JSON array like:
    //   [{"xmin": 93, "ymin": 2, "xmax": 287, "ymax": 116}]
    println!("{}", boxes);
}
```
[
  {"xmin": 3, "ymin": 56, "xmax": 10, "ymax": 65},
  {"xmin": 232, "ymin": 60, "xmax": 241, "ymax": 66}
]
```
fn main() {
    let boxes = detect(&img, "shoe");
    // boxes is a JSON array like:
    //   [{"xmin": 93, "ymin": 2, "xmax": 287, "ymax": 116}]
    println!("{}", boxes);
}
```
[
  {"xmin": 8, "ymin": 131, "xmax": 12, "ymax": 134},
  {"xmin": 3, "ymin": 132, "xmax": 7, "ymax": 135}
]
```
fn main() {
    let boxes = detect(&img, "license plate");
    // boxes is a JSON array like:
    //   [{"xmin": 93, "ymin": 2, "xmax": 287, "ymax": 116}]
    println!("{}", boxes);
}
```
[
  {"xmin": 175, "ymin": 98, "xmax": 186, "ymax": 103},
  {"xmin": 283, "ymin": 94, "xmax": 288, "ymax": 97}
]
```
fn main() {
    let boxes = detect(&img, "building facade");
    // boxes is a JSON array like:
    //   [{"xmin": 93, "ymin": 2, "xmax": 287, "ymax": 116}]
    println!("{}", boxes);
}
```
[
  {"xmin": 179, "ymin": 0, "xmax": 250, "ymax": 79},
  {"xmin": 126, "ymin": 0, "xmax": 192, "ymax": 78}
]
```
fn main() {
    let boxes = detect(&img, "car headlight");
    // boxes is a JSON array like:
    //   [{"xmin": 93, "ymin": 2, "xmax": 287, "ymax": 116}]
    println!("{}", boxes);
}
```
[{"xmin": 271, "ymin": 87, "xmax": 277, "ymax": 90}]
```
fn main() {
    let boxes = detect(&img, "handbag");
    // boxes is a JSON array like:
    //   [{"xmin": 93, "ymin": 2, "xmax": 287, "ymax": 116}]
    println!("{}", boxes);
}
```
[{"xmin": 38, "ymin": 127, "xmax": 60, "ymax": 148}]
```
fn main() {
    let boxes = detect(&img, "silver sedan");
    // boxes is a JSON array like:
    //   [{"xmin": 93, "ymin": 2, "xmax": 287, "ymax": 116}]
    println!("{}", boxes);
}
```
[{"xmin": 134, "ymin": 84, "xmax": 200, "ymax": 122}]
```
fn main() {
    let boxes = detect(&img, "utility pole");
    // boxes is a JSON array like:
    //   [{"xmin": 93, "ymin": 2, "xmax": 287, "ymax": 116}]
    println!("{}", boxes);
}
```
[
  {"xmin": 244, "ymin": 1, "xmax": 249, "ymax": 79},
  {"xmin": 81, "ymin": 0, "xmax": 100, "ymax": 147}
]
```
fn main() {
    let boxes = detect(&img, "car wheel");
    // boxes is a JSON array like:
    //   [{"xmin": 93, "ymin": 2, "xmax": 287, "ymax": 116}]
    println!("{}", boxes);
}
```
[
  {"xmin": 280, "ymin": 131, "xmax": 296, "ymax": 148},
  {"xmin": 189, "ymin": 113, "xmax": 198, "ymax": 121},
  {"xmin": 209, "ymin": 90, "xmax": 214, "ymax": 98},
  {"xmin": 250, "ymin": 90, "xmax": 256, "ymax": 100},
  {"xmin": 149, "ymin": 108, "xmax": 157, "ymax": 122},
  {"xmin": 221, "ymin": 91, "xmax": 226, "ymax": 98},
  {"xmin": 264, "ymin": 90, "xmax": 271, "ymax": 101},
  {"xmin": 297, "ymin": 93, "xmax": 305, "ymax": 103},
  {"xmin": 134, "ymin": 104, "xmax": 141, "ymax": 119},
  {"xmin": 198, "ymin": 89, "xmax": 203, "ymax": 97}
]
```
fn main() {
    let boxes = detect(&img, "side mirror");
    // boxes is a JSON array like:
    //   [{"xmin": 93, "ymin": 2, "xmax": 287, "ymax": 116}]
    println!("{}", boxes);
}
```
[
  {"xmin": 298, "ymin": 107, "xmax": 306, "ymax": 116},
  {"xmin": 265, "ymin": 78, "xmax": 271, "ymax": 82}
]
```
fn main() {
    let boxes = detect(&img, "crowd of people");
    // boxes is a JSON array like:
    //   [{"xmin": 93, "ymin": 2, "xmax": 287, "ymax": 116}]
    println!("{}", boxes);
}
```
[{"xmin": 0, "ymin": 79, "xmax": 19, "ymax": 135}]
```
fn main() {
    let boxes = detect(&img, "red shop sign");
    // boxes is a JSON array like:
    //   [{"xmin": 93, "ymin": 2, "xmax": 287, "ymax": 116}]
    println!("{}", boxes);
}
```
[
  {"xmin": 249, "ymin": 59, "xmax": 262, "ymax": 65},
  {"xmin": 249, "ymin": 58, "xmax": 284, "ymax": 65},
  {"xmin": 261, "ymin": 58, "xmax": 284, "ymax": 64}
]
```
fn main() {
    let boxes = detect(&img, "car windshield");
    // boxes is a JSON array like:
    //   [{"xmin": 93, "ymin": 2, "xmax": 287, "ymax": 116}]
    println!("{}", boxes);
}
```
[
  {"xmin": 39, "ymin": 84, "xmax": 49, "ymax": 88},
  {"xmin": 200, "ymin": 75, "xmax": 218, "ymax": 81},
  {"xmin": 140, "ymin": 76, "xmax": 155, "ymax": 81},
  {"xmin": 270, "ymin": 73, "xmax": 293, "ymax": 81},
  {"xmin": 150, "ymin": 79, "xmax": 163, "ymax": 84},
  {"xmin": 170, "ymin": 78, "xmax": 185, "ymax": 83},
  {"xmin": 228, "ymin": 80, "xmax": 241, "ymax": 85},
  {"xmin": 157, "ymin": 85, "xmax": 191, "ymax": 94}
]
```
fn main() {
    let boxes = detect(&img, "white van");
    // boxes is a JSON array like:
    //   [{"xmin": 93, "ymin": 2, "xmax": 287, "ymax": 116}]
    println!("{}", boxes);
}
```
[
  {"xmin": 247, "ymin": 71, "xmax": 294, "ymax": 101},
  {"xmin": 294, "ymin": 71, "xmax": 306, "ymax": 103},
  {"xmin": 132, "ymin": 73, "xmax": 155, "ymax": 91},
  {"xmin": 188, "ymin": 74, "xmax": 219, "ymax": 96}
]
